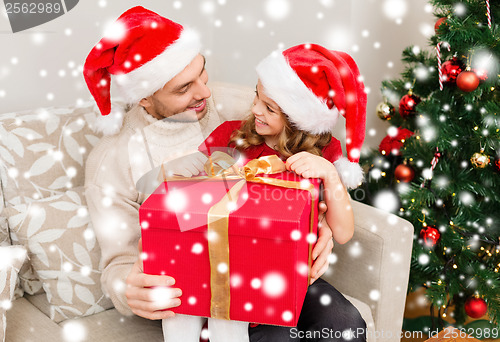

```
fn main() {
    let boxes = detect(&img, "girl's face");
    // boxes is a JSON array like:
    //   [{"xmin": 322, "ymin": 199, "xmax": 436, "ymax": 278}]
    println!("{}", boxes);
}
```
[{"xmin": 252, "ymin": 80, "xmax": 286, "ymax": 146}]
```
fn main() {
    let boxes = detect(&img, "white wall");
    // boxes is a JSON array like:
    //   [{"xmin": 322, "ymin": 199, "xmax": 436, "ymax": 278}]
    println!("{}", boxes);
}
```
[{"xmin": 0, "ymin": 0, "xmax": 435, "ymax": 148}]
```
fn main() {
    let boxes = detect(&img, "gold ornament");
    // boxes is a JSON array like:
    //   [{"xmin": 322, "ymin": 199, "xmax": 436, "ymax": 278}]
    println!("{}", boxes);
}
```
[
  {"xmin": 470, "ymin": 151, "xmax": 490, "ymax": 168},
  {"xmin": 376, "ymin": 101, "xmax": 394, "ymax": 120}
]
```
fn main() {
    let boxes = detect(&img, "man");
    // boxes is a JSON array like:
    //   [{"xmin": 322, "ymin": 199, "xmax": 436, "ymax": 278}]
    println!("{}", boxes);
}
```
[{"xmin": 84, "ymin": 6, "xmax": 334, "ymax": 322}]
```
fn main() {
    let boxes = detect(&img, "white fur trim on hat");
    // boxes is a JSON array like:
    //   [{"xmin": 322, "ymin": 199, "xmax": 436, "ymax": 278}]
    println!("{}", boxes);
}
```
[
  {"xmin": 112, "ymin": 27, "xmax": 201, "ymax": 105},
  {"xmin": 92, "ymin": 105, "xmax": 125, "ymax": 135},
  {"xmin": 256, "ymin": 51, "xmax": 339, "ymax": 135},
  {"xmin": 334, "ymin": 157, "xmax": 364, "ymax": 189}
]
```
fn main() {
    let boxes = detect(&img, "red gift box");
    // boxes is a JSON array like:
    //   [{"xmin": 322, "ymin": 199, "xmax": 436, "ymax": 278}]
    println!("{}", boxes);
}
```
[{"xmin": 139, "ymin": 170, "xmax": 319, "ymax": 327}]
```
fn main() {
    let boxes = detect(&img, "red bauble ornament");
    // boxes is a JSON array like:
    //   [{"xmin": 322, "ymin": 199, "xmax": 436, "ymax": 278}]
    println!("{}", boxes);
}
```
[
  {"xmin": 472, "ymin": 68, "xmax": 488, "ymax": 81},
  {"xmin": 419, "ymin": 226, "xmax": 440, "ymax": 247},
  {"xmin": 465, "ymin": 297, "xmax": 488, "ymax": 318},
  {"xmin": 434, "ymin": 17, "xmax": 447, "ymax": 33},
  {"xmin": 399, "ymin": 93, "xmax": 421, "ymax": 118},
  {"xmin": 457, "ymin": 70, "xmax": 480, "ymax": 92},
  {"xmin": 493, "ymin": 156, "xmax": 500, "ymax": 173},
  {"xmin": 378, "ymin": 128, "xmax": 414, "ymax": 156},
  {"xmin": 395, "ymin": 164, "xmax": 415, "ymax": 183},
  {"xmin": 441, "ymin": 58, "xmax": 464, "ymax": 85}
]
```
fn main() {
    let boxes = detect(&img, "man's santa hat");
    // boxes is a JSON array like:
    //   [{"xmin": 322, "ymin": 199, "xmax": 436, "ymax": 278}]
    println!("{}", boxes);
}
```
[
  {"xmin": 83, "ymin": 6, "xmax": 201, "ymax": 135},
  {"xmin": 256, "ymin": 44, "xmax": 367, "ymax": 188}
]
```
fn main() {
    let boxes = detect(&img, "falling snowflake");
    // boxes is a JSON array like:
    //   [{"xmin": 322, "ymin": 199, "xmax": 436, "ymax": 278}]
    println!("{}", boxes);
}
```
[
  {"xmin": 62, "ymin": 321, "xmax": 87, "ymax": 342},
  {"xmin": 191, "ymin": 243, "xmax": 203, "ymax": 254},
  {"xmin": 281, "ymin": 310, "xmax": 293, "ymax": 322},
  {"xmin": 251, "ymin": 278, "xmax": 262, "ymax": 289},
  {"xmin": 262, "ymin": 272, "xmax": 286, "ymax": 297},
  {"xmin": 382, "ymin": 0, "xmax": 407, "ymax": 20},
  {"xmin": 373, "ymin": 190, "xmax": 399, "ymax": 212},
  {"xmin": 264, "ymin": 0, "xmax": 290, "ymax": 20},
  {"xmin": 320, "ymin": 294, "xmax": 331, "ymax": 305}
]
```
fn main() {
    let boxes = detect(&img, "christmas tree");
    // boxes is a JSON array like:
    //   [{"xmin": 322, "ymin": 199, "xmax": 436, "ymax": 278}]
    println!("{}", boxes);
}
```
[{"xmin": 356, "ymin": 0, "xmax": 500, "ymax": 332}]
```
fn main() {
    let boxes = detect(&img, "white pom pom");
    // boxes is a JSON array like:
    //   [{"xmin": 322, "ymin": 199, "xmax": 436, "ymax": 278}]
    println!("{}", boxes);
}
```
[
  {"xmin": 334, "ymin": 157, "xmax": 364, "ymax": 189},
  {"xmin": 92, "ymin": 107, "xmax": 124, "ymax": 135}
]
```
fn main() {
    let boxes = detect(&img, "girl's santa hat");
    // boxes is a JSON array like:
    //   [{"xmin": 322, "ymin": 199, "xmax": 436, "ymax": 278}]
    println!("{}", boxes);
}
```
[
  {"xmin": 256, "ymin": 44, "xmax": 367, "ymax": 188},
  {"xmin": 83, "ymin": 6, "xmax": 201, "ymax": 135}
]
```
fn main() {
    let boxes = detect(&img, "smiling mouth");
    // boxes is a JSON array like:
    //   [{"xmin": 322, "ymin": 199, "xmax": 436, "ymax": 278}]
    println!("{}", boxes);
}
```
[
  {"xmin": 188, "ymin": 99, "xmax": 206, "ymax": 112},
  {"xmin": 255, "ymin": 117, "xmax": 268, "ymax": 126}
]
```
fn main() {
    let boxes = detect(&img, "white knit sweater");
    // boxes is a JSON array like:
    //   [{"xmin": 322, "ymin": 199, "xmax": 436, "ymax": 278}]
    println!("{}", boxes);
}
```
[{"xmin": 84, "ymin": 83, "xmax": 253, "ymax": 315}]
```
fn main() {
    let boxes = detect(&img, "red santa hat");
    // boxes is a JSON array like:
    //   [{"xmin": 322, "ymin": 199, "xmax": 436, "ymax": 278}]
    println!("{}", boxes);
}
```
[
  {"xmin": 83, "ymin": 6, "xmax": 201, "ymax": 135},
  {"xmin": 256, "ymin": 44, "xmax": 367, "ymax": 188}
]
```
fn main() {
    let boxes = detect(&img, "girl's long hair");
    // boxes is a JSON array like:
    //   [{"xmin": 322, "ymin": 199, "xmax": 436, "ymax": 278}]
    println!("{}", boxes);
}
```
[{"xmin": 229, "ymin": 112, "xmax": 332, "ymax": 158}]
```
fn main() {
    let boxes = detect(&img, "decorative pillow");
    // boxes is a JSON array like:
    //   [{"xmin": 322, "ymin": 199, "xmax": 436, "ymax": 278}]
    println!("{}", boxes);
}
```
[
  {"xmin": 0, "ymin": 102, "xmax": 103, "ymax": 204},
  {"xmin": 0, "ymin": 102, "xmax": 104, "ymax": 295},
  {"xmin": 4, "ymin": 187, "xmax": 113, "ymax": 322},
  {"xmin": 0, "ymin": 246, "xmax": 26, "ymax": 342}
]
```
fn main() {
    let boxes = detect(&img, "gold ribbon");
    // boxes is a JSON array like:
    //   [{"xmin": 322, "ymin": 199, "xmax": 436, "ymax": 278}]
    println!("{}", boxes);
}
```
[{"xmin": 160, "ymin": 153, "xmax": 317, "ymax": 320}]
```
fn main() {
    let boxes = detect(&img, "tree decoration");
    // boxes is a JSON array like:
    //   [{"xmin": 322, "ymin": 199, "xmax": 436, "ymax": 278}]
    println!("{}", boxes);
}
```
[
  {"xmin": 434, "ymin": 17, "xmax": 447, "ymax": 33},
  {"xmin": 465, "ymin": 296, "xmax": 488, "ymax": 318},
  {"xmin": 378, "ymin": 127, "xmax": 414, "ymax": 156},
  {"xmin": 457, "ymin": 69, "xmax": 480, "ymax": 92},
  {"xmin": 470, "ymin": 150, "xmax": 490, "ymax": 168},
  {"xmin": 376, "ymin": 100, "xmax": 395, "ymax": 121},
  {"xmin": 486, "ymin": 0, "xmax": 492, "ymax": 30},
  {"xmin": 420, "ymin": 225, "xmax": 441, "ymax": 247},
  {"xmin": 493, "ymin": 156, "xmax": 500, "ymax": 173},
  {"xmin": 436, "ymin": 42, "xmax": 451, "ymax": 90},
  {"xmin": 395, "ymin": 162, "xmax": 415, "ymax": 183},
  {"xmin": 441, "ymin": 57, "xmax": 464, "ymax": 85},
  {"xmin": 399, "ymin": 90, "xmax": 421, "ymax": 118},
  {"xmin": 420, "ymin": 148, "xmax": 442, "ymax": 188}
]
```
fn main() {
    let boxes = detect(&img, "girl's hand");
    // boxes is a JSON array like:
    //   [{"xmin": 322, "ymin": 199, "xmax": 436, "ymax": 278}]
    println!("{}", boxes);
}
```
[
  {"xmin": 285, "ymin": 152, "xmax": 338, "ymax": 181},
  {"xmin": 309, "ymin": 202, "xmax": 334, "ymax": 284}
]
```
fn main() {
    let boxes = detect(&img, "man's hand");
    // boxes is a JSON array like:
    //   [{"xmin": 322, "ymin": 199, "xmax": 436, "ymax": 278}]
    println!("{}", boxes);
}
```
[
  {"xmin": 164, "ymin": 152, "xmax": 208, "ymax": 178},
  {"xmin": 125, "ymin": 239, "xmax": 182, "ymax": 320},
  {"xmin": 309, "ymin": 202, "xmax": 334, "ymax": 285}
]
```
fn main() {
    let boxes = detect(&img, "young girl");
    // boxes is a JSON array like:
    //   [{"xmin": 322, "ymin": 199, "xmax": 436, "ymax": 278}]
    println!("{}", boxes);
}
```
[{"xmin": 163, "ymin": 43, "xmax": 367, "ymax": 342}]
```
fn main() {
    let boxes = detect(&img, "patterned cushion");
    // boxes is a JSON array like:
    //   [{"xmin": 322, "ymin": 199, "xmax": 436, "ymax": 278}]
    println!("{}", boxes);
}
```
[
  {"xmin": 4, "ymin": 187, "xmax": 113, "ymax": 322},
  {"xmin": 0, "ymin": 102, "xmax": 108, "ymax": 295},
  {"xmin": 0, "ymin": 246, "xmax": 26, "ymax": 342},
  {"xmin": 0, "ymin": 102, "xmax": 101, "ymax": 204}
]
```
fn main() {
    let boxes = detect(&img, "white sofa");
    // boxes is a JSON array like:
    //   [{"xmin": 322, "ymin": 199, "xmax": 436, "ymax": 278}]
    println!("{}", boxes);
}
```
[{"xmin": 0, "ymin": 95, "xmax": 414, "ymax": 342}]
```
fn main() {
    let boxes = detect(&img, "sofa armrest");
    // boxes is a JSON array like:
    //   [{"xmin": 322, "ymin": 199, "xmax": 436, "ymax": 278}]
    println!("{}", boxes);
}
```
[{"xmin": 321, "ymin": 200, "xmax": 414, "ymax": 341}]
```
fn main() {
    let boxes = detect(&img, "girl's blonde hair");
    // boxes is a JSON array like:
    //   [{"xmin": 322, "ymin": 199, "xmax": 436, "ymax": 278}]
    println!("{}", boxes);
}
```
[{"xmin": 229, "ymin": 112, "xmax": 332, "ymax": 158}]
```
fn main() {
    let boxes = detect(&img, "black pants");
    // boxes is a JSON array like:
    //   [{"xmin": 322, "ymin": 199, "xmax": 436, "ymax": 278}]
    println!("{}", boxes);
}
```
[{"xmin": 248, "ymin": 279, "xmax": 366, "ymax": 342}]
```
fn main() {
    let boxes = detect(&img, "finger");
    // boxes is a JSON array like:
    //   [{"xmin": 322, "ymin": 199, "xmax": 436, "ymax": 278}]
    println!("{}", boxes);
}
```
[
  {"xmin": 310, "ymin": 242, "xmax": 331, "ymax": 280},
  {"xmin": 196, "ymin": 153, "xmax": 209, "ymax": 164},
  {"xmin": 137, "ymin": 238, "xmax": 143, "ymax": 253},
  {"xmin": 310, "ymin": 262, "xmax": 329, "ymax": 285},
  {"xmin": 126, "ymin": 285, "xmax": 182, "ymax": 302},
  {"xmin": 292, "ymin": 164, "xmax": 310, "ymax": 175},
  {"xmin": 127, "ymin": 272, "xmax": 176, "ymax": 288},
  {"xmin": 127, "ymin": 295, "xmax": 182, "ymax": 312},
  {"xmin": 186, "ymin": 164, "xmax": 200, "ymax": 176},
  {"xmin": 311, "ymin": 235, "xmax": 327, "ymax": 261},
  {"xmin": 285, "ymin": 154, "xmax": 300, "ymax": 166},
  {"xmin": 192, "ymin": 159, "xmax": 205, "ymax": 172},
  {"xmin": 131, "ymin": 307, "xmax": 177, "ymax": 320},
  {"xmin": 318, "ymin": 201, "xmax": 327, "ymax": 215}
]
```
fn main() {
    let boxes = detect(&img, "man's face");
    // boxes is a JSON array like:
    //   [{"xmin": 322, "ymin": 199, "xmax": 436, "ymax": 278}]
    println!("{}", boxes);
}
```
[{"xmin": 140, "ymin": 54, "xmax": 211, "ymax": 121}]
